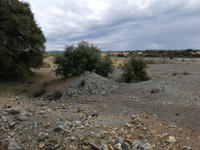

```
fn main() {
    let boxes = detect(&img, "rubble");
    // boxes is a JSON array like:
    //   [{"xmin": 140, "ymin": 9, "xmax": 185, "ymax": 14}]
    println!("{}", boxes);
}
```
[{"xmin": 63, "ymin": 72, "xmax": 120, "ymax": 98}]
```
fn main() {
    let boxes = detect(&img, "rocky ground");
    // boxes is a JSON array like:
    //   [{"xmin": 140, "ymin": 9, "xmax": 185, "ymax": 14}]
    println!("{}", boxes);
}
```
[{"xmin": 0, "ymin": 63, "xmax": 200, "ymax": 150}]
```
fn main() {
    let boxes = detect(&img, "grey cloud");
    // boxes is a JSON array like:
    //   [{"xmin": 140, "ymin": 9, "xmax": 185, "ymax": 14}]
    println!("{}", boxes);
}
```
[{"xmin": 22, "ymin": 0, "xmax": 200, "ymax": 50}]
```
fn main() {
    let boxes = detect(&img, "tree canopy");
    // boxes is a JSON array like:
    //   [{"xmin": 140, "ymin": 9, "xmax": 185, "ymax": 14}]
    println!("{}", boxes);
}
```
[
  {"xmin": 54, "ymin": 41, "xmax": 114, "ymax": 78},
  {"xmin": 0, "ymin": 0, "xmax": 46, "ymax": 80}
]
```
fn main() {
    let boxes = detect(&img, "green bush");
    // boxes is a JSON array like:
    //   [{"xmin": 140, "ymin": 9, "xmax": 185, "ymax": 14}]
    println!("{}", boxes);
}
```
[
  {"xmin": 32, "ymin": 89, "xmax": 46, "ymax": 97},
  {"xmin": 54, "ymin": 41, "xmax": 114, "ymax": 78},
  {"xmin": 121, "ymin": 57, "xmax": 149, "ymax": 83},
  {"xmin": 53, "ymin": 90, "xmax": 62, "ymax": 99}
]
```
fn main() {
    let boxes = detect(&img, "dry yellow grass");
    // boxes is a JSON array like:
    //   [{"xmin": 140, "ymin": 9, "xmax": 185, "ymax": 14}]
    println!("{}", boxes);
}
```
[{"xmin": 42, "ymin": 56, "xmax": 55, "ymax": 68}]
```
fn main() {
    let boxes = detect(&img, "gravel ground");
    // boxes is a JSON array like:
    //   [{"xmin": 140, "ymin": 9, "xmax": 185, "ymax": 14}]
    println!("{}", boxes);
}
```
[{"xmin": 0, "ymin": 63, "xmax": 200, "ymax": 150}]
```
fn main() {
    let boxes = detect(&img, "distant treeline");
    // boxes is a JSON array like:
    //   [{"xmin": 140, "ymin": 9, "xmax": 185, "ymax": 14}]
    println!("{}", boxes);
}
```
[
  {"xmin": 142, "ymin": 49, "xmax": 200, "ymax": 58},
  {"xmin": 124, "ymin": 49, "xmax": 200, "ymax": 58}
]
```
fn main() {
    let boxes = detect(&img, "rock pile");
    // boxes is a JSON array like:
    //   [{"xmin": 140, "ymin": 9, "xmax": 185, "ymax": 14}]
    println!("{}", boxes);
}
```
[{"xmin": 63, "ymin": 72, "xmax": 120, "ymax": 98}]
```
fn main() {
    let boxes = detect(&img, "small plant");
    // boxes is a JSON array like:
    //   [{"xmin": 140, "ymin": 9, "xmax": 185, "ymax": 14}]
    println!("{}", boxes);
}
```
[
  {"xmin": 121, "ymin": 56, "xmax": 149, "ymax": 83},
  {"xmin": 182, "ymin": 71, "xmax": 189, "ymax": 75},
  {"xmin": 79, "ymin": 79, "xmax": 86, "ymax": 87},
  {"xmin": 145, "ymin": 60, "xmax": 155, "ymax": 64},
  {"xmin": 53, "ymin": 90, "xmax": 62, "ymax": 99},
  {"xmin": 32, "ymin": 89, "xmax": 46, "ymax": 97},
  {"xmin": 171, "ymin": 70, "xmax": 177, "ymax": 76},
  {"xmin": 42, "ymin": 81, "xmax": 48, "ymax": 87}
]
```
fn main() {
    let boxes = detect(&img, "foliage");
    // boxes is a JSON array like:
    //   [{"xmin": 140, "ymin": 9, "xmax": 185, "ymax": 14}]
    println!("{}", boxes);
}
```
[
  {"xmin": 95, "ymin": 54, "xmax": 114, "ymax": 78},
  {"xmin": 0, "ymin": 0, "xmax": 46, "ymax": 81},
  {"xmin": 117, "ymin": 53, "xmax": 125, "ymax": 57},
  {"xmin": 145, "ymin": 59, "xmax": 155, "ymax": 64},
  {"xmin": 53, "ymin": 90, "xmax": 62, "ymax": 99},
  {"xmin": 54, "ymin": 41, "xmax": 114, "ymax": 78},
  {"xmin": 143, "ymin": 49, "xmax": 200, "ymax": 58},
  {"xmin": 171, "ymin": 70, "xmax": 177, "ymax": 76},
  {"xmin": 121, "ymin": 57, "xmax": 149, "ymax": 83},
  {"xmin": 32, "ymin": 88, "xmax": 46, "ymax": 97}
]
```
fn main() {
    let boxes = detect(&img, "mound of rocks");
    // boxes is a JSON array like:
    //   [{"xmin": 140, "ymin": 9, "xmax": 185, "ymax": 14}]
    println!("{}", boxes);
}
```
[{"xmin": 63, "ymin": 72, "xmax": 120, "ymax": 98}]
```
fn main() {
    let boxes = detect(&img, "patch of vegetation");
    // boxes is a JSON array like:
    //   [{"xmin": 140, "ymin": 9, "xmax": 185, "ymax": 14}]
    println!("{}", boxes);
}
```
[
  {"xmin": 53, "ymin": 90, "xmax": 62, "ymax": 99},
  {"xmin": 54, "ymin": 41, "xmax": 114, "ymax": 78},
  {"xmin": 182, "ymin": 71, "xmax": 189, "ymax": 75},
  {"xmin": 121, "ymin": 57, "xmax": 149, "ymax": 83},
  {"xmin": 117, "ymin": 53, "xmax": 125, "ymax": 57},
  {"xmin": 171, "ymin": 70, "xmax": 177, "ymax": 76},
  {"xmin": 145, "ymin": 59, "xmax": 155, "ymax": 64},
  {"xmin": 32, "ymin": 89, "xmax": 46, "ymax": 97},
  {"xmin": 79, "ymin": 79, "xmax": 86, "ymax": 87},
  {"xmin": 143, "ymin": 49, "xmax": 200, "ymax": 58}
]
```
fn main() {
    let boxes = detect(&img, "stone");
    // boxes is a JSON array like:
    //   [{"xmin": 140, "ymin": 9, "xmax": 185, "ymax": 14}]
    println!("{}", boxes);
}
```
[
  {"xmin": 125, "ymin": 134, "xmax": 132, "ymax": 139},
  {"xmin": 150, "ymin": 88, "xmax": 160, "ymax": 93},
  {"xmin": 121, "ymin": 142, "xmax": 130, "ymax": 150},
  {"xmin": 114, "ymin": 143, "xmax": 122, "ymax": 150},
  {"xmin": 132, "ymin": 140, "xmax": 143, "ymax": 149},
  {"xmin": 54, "ymin": 125, "xmax": 65, "ymax": 132},
  {"xmin": 9, "ymin": 109, "xmax": 21, "ymax": 115},
  {"xmin": 166, "ymin": 136, "xmax": 176, "ymax": 144},
  {"xmin": 64, "ymin": 121, "xmax": 72, "ymax": 127},
  {"xmin": 38, "ymin": 142, "xmax": 45, "ymax": 149},
  {"xmin": 182, "ymin": 146, "xmax": 191, "ymax": 150},
  {"xmin": 89, "ymin": 142, "xmax": 102, "ymax": 150},
  {"xmin": 138, "ymin": 134, "xmax": 144, "ymax": 139},
  {"xmin": 15, "ymin": 96, "xmax": 21, "ymax": 100},
  {"xmin": 69, "ymin": 136, "xmax": 76, "ymax": 141},
  {"xmin": 75, "ymin": 121, "xmax": 82, "ymax": 127},
  {"xmin": 9, "ymin": 122, "xmax": 17, "ymax": 128},
  {"xmin": 50, "ymin": 136, "xmax": 59, "ymax": 142},
  {"xmin": 125, "ymin": 123, "xmax": 132, "ymax": 128},
  {"xmin": 141, "ymin": 143, "xmax": 153, "ymax": 150},
  {"xmin": 38, "ymin": 132, "xmax": 49, "ymax": 141},
  {"xmin": 8, "ymin": 139, "xmax": 22, "ymax": 150},
  {"xmin": 132, "ymin": 115, "xmax": 139, "ymax": 120},
  {"xmin": 108, "ymin": 145, "xmax": 115, "ymax": 150}
]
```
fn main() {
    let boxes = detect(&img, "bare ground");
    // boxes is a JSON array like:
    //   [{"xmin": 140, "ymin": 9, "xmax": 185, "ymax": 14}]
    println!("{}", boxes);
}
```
[{"xmin": 0, "ymin": 63, "xmax": 200, "ymax": 149}]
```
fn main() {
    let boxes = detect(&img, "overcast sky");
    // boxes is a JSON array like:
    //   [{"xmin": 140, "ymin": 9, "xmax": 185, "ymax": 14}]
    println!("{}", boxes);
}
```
[{"xmin": 22, "ymin": 0, "xmax": 200, "ymax": 51}]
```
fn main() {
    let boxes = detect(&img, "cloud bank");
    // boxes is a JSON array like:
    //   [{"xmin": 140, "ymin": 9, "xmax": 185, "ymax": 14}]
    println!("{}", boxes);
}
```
[{"xmin": 23, "ymin": 0, "xmax": 200, "ymax": 51}]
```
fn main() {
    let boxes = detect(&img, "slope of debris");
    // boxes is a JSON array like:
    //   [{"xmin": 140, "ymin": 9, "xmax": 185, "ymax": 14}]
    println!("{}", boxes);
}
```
[{"xmin": 62, "ymin": 72, "xmax": 120, "ymax": 99}]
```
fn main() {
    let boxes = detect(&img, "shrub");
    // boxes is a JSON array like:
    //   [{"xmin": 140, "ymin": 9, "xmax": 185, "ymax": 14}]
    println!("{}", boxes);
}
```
[
  {"xmin": 121, "ymin": 57, "xmax": 149, "ymax": 83},
  {"xmin": 171, "ymin": 70, "xmax": 177, "ymax": 76},
  {"xmin": 95, "ymin": 54, "xmax": 114, "ymax": 78},
  {"xmin": 54, "ymin": 41, "xmax": 114, "ymax": 78},
  {"xmin": 53, "ymin": 90, "xmax": 62, "ymax": 99},
  {"xmin": 32, "ymin": 89, "xmax": 46, "ymax": 97},
  {"xmin": 145, "ymin": 59, "xmax": 155, "ymax": 64},
  {"xmin": 117, "ymin": 53, "xmax": 125, "ymax": 57}
]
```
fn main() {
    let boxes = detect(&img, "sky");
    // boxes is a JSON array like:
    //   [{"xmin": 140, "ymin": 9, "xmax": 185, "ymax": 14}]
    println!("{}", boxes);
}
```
[{"xmin": 21, "ymin": 0, "xmax": 200, "ymax": 51}]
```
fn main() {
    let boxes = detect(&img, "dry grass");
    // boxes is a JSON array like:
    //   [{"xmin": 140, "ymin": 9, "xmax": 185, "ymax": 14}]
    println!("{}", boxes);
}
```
[{"xmin": 42, "ymin": 56, "xmax": 55, "ymax": 68}]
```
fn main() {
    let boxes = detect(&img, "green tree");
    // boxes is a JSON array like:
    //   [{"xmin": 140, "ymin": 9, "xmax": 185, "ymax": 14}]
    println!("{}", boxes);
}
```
[
  {"xmin": 0, "ymin": 0, "xmax": 46, "ymax": 81},
  {"xmin": 54, "ymin": 41, "xmax": 114, "ymax": 78},
  {"xmin": 121, "ymin": 56, "xmax": 149, "ymax": 83}
]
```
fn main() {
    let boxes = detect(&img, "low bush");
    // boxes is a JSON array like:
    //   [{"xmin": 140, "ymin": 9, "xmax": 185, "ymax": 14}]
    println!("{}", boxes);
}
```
[
  {"xmin": 121, "ymin": 57, "xmax": 149, "ymax": 83},
  {"xmin": 53, "ymin": 90, "xmax": 62, "ymax": 99},
  {"xmin": 32, "ymin": 89, "xmax": 46, "ymax": 97}
]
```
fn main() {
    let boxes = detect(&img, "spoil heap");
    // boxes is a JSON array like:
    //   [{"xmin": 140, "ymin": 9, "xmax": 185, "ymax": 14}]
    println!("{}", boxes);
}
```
[{"xmin": 63, "ymin": 72, "xmax": 120, "ymax": 98}]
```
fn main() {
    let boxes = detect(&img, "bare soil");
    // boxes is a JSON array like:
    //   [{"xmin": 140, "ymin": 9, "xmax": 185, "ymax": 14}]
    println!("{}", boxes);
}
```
[{"xmin": 0, "ymin": 63, "xmax": 200, "ymax": 149}]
